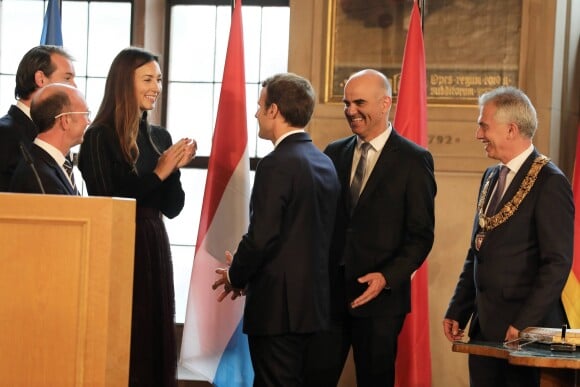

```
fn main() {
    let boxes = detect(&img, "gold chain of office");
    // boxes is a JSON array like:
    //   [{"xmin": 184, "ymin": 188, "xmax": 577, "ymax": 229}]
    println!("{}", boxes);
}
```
[{"xmin": 477, "ymin": 155, "xmax": 550, "ymax": 231}]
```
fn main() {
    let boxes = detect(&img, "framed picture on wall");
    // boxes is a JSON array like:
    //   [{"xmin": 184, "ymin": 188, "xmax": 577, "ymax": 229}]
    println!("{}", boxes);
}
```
[{"xmin": 324, "ymin": 0, "xmax": 522, "ymax": 104}]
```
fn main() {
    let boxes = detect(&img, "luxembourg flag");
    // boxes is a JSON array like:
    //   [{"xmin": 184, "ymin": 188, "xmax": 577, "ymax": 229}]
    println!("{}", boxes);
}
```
[{"xmin": 180, "ymin": 0, "xmax": 254, "ymax": 385}]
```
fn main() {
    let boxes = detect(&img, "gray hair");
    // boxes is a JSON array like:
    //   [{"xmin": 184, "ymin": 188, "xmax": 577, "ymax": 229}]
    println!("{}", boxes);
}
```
[{"xmin": 478, "ymin": 86, "xmax": 538, "ymax": 138}]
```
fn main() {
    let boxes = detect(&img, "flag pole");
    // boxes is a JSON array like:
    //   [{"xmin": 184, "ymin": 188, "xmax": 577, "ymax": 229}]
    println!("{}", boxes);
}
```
[{"xmin": 419, "ymin": 0, "xmax": 425, "ymax": 32}]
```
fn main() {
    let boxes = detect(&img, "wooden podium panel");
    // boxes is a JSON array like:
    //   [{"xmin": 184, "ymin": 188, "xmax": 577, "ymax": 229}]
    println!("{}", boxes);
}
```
[{"xmin": 0, "ymin": 193, "xmax": 136, "ymax": 386}]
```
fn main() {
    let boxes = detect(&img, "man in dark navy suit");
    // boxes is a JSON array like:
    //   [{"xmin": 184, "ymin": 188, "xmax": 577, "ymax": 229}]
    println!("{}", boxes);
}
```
[
  {"xmin": 443, "ymin": 87, "xmax": 573, "ymax": 387},
  {"xmin": 0, "ymin": 45, "xmax": 76, "ymax": 191},
  {"xmin": 10, "ymin": 83, "xmax": 89, "ymax": 195},
  {"xmin": 212, "ymin": 73, "xmax": 340, "ymax": 386},
  {"xmin": 303, "ymin": 69, "xmax": 436, "ymax": 387}
]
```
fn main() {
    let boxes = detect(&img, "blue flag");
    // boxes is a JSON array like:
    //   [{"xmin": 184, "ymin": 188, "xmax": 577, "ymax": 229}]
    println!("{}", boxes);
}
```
[{"xmin": 40, "ymin": 0, "xmax": 63, "ymax": 46}]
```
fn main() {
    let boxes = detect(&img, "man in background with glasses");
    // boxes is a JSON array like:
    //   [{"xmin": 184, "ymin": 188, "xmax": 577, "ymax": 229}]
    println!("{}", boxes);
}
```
[
  {"xmin": 9, "ymin": 83, "xmax": 89, "ymax": 195},
  {"xmin": 0, "ymin": 45, "xmax": 76, "ymax": 191}
]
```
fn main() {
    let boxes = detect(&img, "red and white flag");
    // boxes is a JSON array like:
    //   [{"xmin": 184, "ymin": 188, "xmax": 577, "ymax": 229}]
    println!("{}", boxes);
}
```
[
  {"xmin": 394, "ymin": 1, "xmax": 432, "ymax": 386},
  {"xmin": 180, "ymin": 0, "xmax": 253, "ymax": 385}
]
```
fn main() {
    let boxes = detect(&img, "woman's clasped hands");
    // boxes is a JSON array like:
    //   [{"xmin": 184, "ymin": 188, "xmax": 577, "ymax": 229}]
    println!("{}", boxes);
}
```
[{"xmin": 154, "ymin": 138, "xmax": 197, "ymax": 180}]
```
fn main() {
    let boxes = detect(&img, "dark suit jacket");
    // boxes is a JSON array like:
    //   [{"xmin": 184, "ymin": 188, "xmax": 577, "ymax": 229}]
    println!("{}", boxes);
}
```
[
  {"xmin": 0, "ymin": 105, "xmax": 38, "ymax": 191},
  {"xmin": 324, "ymin": 129, "xmax": 436, "ymax": 318},
  {"xmin": 229, "ymin": 132, "xmax": 340, "ymax": 336},
  {"xmin": 9, "ymin": 143, "xmax": 77, "ymax": 195},
  {"xmin": 445, "ymin": 149, "xmax": 573, "ymax": 341}
]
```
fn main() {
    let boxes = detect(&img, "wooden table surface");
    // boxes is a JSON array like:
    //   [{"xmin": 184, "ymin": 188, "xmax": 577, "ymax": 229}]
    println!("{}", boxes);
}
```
[{"xmin": 452, "ymin": 340, "xmax": 580, "ymax": 386}]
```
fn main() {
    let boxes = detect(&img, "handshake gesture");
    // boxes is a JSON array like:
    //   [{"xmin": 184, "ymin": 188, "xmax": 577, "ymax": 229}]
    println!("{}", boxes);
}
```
[{"xmin": 212, "ymin": 250, "xmax": 245, "ymax": 302}]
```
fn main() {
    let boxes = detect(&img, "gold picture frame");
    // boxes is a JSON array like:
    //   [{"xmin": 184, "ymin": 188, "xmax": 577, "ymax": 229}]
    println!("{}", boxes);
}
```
[{"xmin": 324, "ymin": 0, "xmax": 522, "ymax": 104}]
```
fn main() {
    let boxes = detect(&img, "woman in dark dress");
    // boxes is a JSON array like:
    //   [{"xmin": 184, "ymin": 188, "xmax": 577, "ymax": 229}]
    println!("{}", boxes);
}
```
[{"xmin": 78, "ymin": 47, "xmax": 196, "ymax": 387}]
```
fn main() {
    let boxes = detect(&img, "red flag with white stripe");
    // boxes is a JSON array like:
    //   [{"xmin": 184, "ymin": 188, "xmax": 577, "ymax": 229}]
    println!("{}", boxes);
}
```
[{"xmin": 180, "ymin": 0, "xmax": 253, "ymax": 384}]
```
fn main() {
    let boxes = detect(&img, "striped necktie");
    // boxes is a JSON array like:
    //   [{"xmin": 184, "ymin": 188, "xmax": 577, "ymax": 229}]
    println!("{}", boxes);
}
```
[
  {"xmin": 350, "ymin": 142, "xmax": 371, "ymax": 211},
  {"xmin": 63, "ymin": 158, "xmax": 79, "ymax": 195},
  {"xmin": 486, "ymin": 165, "xmax": 509, "ymax": 215}
]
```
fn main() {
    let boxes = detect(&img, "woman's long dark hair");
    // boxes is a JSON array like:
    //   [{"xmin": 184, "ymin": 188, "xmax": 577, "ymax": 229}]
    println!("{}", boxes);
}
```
[{"xmin": 91, "ymin": 47, "xmax": 159, "ymax": 166}]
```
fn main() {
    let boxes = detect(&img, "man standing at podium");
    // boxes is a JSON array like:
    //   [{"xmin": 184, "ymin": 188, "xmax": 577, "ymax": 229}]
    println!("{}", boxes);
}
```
[
  {"xmin": 9, "ymin": 83, "xmax": 89, "ymax": 194},
  {"xmin": 443, "ymin": 86, "xmax": 574, "ymax": 387}
]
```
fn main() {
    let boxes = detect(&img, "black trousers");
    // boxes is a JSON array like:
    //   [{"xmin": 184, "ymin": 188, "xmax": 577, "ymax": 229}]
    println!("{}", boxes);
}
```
[
  {"xmin": 248, "ymin": 333, "xmax": 313, "ymax": 387},
  {"xmin": 303, "ymin": 313, "xmax": 406, "ymax": 387},
  {"xmin": 303, "ymin": 320, "xmax": 350, "ymax": 387}
]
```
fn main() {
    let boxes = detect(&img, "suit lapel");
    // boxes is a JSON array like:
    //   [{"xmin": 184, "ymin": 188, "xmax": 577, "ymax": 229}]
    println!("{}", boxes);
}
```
[
  {"xmin": 338, "ymin": 137, "xmax": 357, "ymax": 214},
  {"xmin": 476, "ymin": 150, "xmax": 539, "ymax": 251},
  {"xmin": 355, "ymin": 131, "xmax": 402, "ymax": 209},
  {"xmin": 471, "ymin": 167, "xmax": 498, "ymax": 241},
  {"xmin": 34, "ymin": 145, "xmax": 76, "ymax": 195},
  {"xmin": 482, "ymin": 166, "xmax": 500, "ymax": 212},
  {"xmin": 497, "ymin": 150, "xmax": 538, "ymax": 210}
]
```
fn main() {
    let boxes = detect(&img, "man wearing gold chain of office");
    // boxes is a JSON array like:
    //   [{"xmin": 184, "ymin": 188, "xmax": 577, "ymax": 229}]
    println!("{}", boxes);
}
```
[{"xmin": 443, "ymin": 86, "xmax": 574, "ymax": 387}]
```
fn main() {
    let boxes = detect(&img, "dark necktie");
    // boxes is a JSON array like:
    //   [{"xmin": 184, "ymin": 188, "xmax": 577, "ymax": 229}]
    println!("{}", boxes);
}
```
[
  {"xmin": 486, "ymin": 165, "xmax": 509, "ymax": 215},
  {"xmin": 350, "ymin": 142, "xmax": 371, "ymax": 210},
  {"xmin": 63, "ymin": 158, "xmax": 79, "ymax": 195}
]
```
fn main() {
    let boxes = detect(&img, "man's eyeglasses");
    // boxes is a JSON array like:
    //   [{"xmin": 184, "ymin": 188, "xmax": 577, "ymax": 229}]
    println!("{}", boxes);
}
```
[{"xmin": 54, "ymin": 111, "xmax": 91, "ymax": 119}]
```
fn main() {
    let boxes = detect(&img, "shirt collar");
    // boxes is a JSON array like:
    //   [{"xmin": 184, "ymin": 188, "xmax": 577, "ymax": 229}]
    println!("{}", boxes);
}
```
[
  {"xmin": 504, "ymin": 144, "xmax": 534, "ymax": 174},
  {"xmin": 16, "ymin": 100, "xmax": 31, "ymax": 119},
  {"xmin": 33, "ymin": 138, "xmax": 66, "ymax": 166},
  {"xmin": 356, "ymin": 122, "xmax": 392, "ymax": 152},
  {"xmin": 275, "ymin": 129, "xmax": 305, "ymax": 148}
]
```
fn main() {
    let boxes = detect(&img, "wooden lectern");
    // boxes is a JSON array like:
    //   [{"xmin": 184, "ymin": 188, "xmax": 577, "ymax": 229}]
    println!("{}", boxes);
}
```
[{"xmin": 0, "ymin": 193, "xmax": 136, "ymax": 386}]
